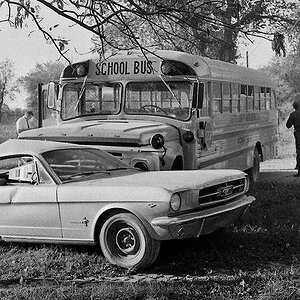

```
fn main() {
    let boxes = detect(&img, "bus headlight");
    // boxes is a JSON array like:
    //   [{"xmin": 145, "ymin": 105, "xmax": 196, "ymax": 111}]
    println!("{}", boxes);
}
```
[
  {"xmin": 150, "ymin": 134, "xmax": 165, "ymax": 149},
  {"xmin": 170, "ymin": 193, "xmax": 181, "ymax": 212}
]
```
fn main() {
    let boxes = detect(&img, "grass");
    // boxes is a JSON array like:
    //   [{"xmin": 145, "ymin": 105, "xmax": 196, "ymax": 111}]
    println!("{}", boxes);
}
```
[{"xmin": 0, "ymin": 122, "xmax": 299, "ymax": 299}]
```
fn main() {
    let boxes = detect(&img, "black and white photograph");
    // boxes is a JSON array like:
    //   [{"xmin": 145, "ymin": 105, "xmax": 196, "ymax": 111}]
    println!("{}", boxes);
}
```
[{"xmin": 0, "ymin": 1, "xmax": 300, "ymax": 299}]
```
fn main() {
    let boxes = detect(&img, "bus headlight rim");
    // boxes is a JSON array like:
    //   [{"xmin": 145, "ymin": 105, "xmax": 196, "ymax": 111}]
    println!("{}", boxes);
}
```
[{"xmin": 150, "ymin": 134, "xmax": 165, "ymax": 149}]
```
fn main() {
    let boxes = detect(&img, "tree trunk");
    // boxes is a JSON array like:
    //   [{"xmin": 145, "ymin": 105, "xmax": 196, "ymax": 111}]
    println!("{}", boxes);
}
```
[{"xmin": 217, "ymin": 0, "xmax": 238, "ymax": 63}]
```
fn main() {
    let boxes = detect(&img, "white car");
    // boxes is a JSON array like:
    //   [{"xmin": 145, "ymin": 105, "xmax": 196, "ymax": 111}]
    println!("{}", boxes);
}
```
[{"xmin": 0, "ymin": 139, "xmax": 255, "ymax": 270}]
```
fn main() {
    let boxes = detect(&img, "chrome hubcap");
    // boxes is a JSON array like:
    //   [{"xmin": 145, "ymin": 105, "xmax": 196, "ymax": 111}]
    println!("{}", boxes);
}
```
[{"xmin": 116, "ymin": 227, "xmax": 136, "ymax": 254}]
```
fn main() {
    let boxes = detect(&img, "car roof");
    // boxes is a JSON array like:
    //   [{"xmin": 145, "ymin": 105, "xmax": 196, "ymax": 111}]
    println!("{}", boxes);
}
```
[{"xmin": 0, "ymin": 139, "xmax": 83, "ymax": 157}]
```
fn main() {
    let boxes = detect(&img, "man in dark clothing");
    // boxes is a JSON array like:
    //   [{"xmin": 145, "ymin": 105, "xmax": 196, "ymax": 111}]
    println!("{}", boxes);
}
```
[{"xmin": 286, "ymin": 101, "xmax": 300, "ymax": 176}]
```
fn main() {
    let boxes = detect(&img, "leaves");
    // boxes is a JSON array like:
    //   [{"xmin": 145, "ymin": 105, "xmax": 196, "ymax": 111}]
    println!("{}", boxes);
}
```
[
  {"xmin": 0, "ymin": 59, "xmax": 18, "ymax": 118},
  {"xmin": 18, "ymin": 61, "xmax": 64, "ymax": 112},
  {"xmin": 2, "ymin": 0, "xmax": 300, "ymax": 62},
  {"xmin": 272, "ymin": 32, "xmax": 286, "ymax": 57},
  {"xmin": 59, "ymin": 41, "xmax": 65, "ymax": 51}
]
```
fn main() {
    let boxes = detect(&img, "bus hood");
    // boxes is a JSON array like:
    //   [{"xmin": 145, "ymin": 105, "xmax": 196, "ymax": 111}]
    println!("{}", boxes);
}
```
[{"xmin": 19, "ymin": 119, "xmax": 179, "ymax": 146}]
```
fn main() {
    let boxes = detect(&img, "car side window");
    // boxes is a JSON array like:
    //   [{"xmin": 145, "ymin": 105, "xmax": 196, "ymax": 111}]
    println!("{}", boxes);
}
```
[
  {"xmin": 0, "ymin": 155, "xmax": 52, "ymax": 185},
  {"xmin": 36, "ymin": 163, "xmax": 53, "ymax": 184}
]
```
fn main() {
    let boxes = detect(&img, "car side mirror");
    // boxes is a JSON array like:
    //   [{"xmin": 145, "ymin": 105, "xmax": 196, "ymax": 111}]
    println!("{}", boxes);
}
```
[{"xmin": 192, "ymin": 82, "xmax": 204, "ymax": 109}]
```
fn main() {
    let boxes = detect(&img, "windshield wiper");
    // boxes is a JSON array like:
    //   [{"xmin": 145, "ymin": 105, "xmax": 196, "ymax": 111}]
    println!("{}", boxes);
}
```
[
  {"xmin": 74, "ymin": 75, "xmax": 88, "ymax": 112},
  {"xmin": 67, "ymin": 170, "xmax": 111, "ymax": 179},
  {"xmin": 159, "ymin": 75, "xmax": 181, "ymax": 106}
]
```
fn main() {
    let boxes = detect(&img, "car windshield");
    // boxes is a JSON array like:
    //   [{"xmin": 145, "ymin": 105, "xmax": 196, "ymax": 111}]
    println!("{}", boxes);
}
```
[
  {"xmin": 41, "ymin": 148, "xmax": 133, "ymax": 182},
  {"xmin": 124, "ymin": 81, "xmax": 192, "ymax": 120},
  {"xmin": 61, "ymin": 82, "xmax": 121, "ymax": 120}
]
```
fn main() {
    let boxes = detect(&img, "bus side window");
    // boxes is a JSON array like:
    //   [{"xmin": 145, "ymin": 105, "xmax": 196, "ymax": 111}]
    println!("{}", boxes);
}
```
[
  {"xmin": 232, "ymin": 83, "xmax": 239, "ymax": 113},
  {"xmin": 271, "ymin": 90, "xmax": 276, "ymax": 109},
  {"xmin": 254, "ymin": 86, "xmax": 260, "ymax": 111},
  {"xmin": 240, "ymin": 85, "xmax": 247, "ymax": 112},
  {"xmin": 260, "ymin": 87, "xmax": 266, "ymax": 110},
  {"xmin": 222, "ymin": 82, "xmax": 231, "ymax": 113},
  {"xmin": 247, "ymin": 85, "xmax": 254, "ymax": 111},
  {"xmin": 266, "ymin": 87, "xmax": 271, "ymax": 110},
  {"xmin": 212, "ymin": 82, "xmax": 222, "ymax": 114}
]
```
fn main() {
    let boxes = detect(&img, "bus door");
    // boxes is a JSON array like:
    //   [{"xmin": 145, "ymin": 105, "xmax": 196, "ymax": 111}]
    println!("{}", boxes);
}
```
[
  {"xmin": 37, "ymin": 82, "xmax": 58, "ymax": 128},
  {"xmin": 194, "ymin": 81, "xmax": 214, "ymax": 159}
]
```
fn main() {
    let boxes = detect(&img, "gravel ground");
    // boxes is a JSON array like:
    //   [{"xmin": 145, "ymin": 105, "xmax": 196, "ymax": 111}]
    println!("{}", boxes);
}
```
[{"xmin": 261, "ymin": 157, "xmax": 296, "ymax": 171}]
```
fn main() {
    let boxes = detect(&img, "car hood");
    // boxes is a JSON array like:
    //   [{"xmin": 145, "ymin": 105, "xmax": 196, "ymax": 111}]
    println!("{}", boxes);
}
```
[
  {"xmin": 19, "ymin": 119, "xmax": 178, "ymax": 145},
  {"xmin": 72, "ymin": 169, "xmax": 246, "ymax": 191},
  {"xmin": 57, "ymin": 169, "xmax": 247, "ymax": 204}
]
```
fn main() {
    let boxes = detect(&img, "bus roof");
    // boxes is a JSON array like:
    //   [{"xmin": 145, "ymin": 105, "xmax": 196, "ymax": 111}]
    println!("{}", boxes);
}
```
[{"xmin": 69, "ymin": 50, "xmax": 273, "ymax": 87}]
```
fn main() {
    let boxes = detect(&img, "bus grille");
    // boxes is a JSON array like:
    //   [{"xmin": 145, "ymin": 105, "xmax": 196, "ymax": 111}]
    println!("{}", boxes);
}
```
[{"xmin": 198, "ymin": 179, "xmax": 246, "ymax": 207}]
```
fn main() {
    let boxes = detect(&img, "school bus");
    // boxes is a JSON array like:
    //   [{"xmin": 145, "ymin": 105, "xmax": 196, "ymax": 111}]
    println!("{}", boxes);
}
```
[{"xmin": 20, "ymin": 50, "xmax": 278, "ymax": 182}]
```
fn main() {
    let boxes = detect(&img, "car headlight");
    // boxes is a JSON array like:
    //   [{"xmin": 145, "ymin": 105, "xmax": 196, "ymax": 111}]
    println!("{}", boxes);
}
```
[
  {"xmin": 170, "ymin": 193, "xmax": 181, "ymax": 212},
  {"xmin": 245, "ymin": 176, "xmax": 250, "ymax": 192}
]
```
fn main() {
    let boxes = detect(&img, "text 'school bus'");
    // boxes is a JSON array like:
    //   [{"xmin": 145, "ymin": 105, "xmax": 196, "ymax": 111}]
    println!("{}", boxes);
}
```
[{"xmin": 20, "ymin": 50, "xmax": 278, "ymax": 182}]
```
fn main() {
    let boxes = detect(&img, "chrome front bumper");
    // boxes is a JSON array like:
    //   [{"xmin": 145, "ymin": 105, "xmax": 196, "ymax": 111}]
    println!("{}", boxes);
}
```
[{"xmin": 151, "ymin": 195, "xmax": 255, "ymax": 239}]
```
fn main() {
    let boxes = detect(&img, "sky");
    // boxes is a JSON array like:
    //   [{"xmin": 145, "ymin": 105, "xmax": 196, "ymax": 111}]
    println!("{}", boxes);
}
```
[
  {"xmin": 0, "ymin": 5, "xmax": 275, "ymax": 109},
  {"xmin": 0, "ymin": 5, "xmax": 93, "ymax": 109}
]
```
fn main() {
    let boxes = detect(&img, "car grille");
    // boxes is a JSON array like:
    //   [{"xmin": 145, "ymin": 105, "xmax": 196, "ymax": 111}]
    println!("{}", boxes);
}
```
[{"xmin": 198, "ymin": 178, "xmax": 246, "ymax": 207}]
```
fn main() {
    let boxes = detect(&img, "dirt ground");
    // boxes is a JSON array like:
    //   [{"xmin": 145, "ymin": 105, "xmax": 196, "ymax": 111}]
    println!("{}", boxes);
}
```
[{"xmin": 260, "ymin": 138, "xmax": 300, "ymax": 183}]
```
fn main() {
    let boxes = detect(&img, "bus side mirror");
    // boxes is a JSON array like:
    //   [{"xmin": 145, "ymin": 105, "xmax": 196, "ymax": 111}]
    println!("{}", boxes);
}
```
[
  {"xmin": 192, "ymin": 82, "xmax": 204, "ymax": 109},
  {"xmin": 47, "ymin": 82, "xmax": 57, "ymax": 109}
]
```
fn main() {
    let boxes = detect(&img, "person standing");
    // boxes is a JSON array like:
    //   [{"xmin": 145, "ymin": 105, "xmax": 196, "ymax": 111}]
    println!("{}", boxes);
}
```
[
  {"xmin": 286, "ymin": 101, "xmax": 300, "ymax": 177},
  {"xmin": 16, "ymin": 110, "xmax": 34, "ymax": 137}
]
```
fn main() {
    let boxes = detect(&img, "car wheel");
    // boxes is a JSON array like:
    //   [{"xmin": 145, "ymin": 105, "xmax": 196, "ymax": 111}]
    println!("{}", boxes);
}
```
[
  {"xmin": 247, "ymin": 148, "xmax": 260, "ymax": 184},
  {"xmin": 99, "ymin": 213, "xmax": 160, "ymax": 270}
]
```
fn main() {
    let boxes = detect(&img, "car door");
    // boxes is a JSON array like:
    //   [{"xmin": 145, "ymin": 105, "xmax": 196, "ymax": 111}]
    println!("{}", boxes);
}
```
[{"xmin": 0, "ymin": 155, "xmax": 62, "ymax": 239}]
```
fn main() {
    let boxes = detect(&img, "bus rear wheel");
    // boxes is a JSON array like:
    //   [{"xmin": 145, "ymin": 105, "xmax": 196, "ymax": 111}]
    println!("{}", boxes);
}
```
[{"xmin": 247, "ymin": 148, "xmax": 260, "ymax": 184}]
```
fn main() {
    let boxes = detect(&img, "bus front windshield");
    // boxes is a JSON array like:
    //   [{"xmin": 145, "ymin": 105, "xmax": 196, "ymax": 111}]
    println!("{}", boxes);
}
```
[
  {"xmin": 61, "ymin": 83, "xmax": 121, "ymax": 120},
  {"xmin": 125, "ymin": 81, "xmax": 192, "ymax": 121}
]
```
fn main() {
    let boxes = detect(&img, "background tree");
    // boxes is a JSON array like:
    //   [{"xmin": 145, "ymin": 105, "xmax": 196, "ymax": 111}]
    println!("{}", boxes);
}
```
[
  {"xmin": 18, "ymin": 61, "xmax": 65, "ymax": 115},
  {"xmin": 1, "ymin": 0, "xmax": 299, "ymax": 62},
  {"xmin": 262, "ymin": 7, "xmax": 300, "ymax": 120},
  {"xmin": 0, "ymin": 59, "xmax": 18, "ymax": 122}
]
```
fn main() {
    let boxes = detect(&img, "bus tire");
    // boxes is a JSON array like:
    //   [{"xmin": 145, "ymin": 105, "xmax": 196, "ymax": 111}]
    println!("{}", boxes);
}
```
[
  {"xmin": 99, "ymin": 212, "xmax": 160, "ymax": 270},
  {"xmin": 247, "ymin": 148, "xmax": 260, "ymax": 184}
]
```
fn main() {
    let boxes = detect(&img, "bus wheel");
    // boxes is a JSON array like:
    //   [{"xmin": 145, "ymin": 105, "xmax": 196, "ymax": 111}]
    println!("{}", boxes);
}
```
[
  {"xmin": 99, "ymin": 213, "xmax": 160, "ymax": 270},
  {"xmin": 247, "ymin": 148, "xmax": 260, "ymax": 184}
]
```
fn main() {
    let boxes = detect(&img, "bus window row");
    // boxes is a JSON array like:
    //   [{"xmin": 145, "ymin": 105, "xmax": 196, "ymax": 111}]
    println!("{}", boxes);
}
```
[{"xmin": 210, "ymin": 82, "xmax": 276, "ymax": 114}]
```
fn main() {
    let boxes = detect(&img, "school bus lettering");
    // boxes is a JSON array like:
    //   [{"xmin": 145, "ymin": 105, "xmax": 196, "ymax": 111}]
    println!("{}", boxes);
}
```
[
  {"xmin": 95, "ymin": 61, "xmax": 130, "ymax": 76},
  {"xmin": 133, "ymin": 60, "xmax": 153, "ymax": 74},
  {"xmin": 95, "ymin": 60, "xmax": 154, "ymax": 76}
]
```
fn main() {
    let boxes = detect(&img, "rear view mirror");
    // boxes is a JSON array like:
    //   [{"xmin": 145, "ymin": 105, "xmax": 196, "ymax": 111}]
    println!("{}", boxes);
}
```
[
  {"xmin": 192, "ymin": 82, "xmax": 204, "ymax": 109},
  {"xmin": 47, "ymin": 82, "xmax": 57, "ymax": 109}
]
